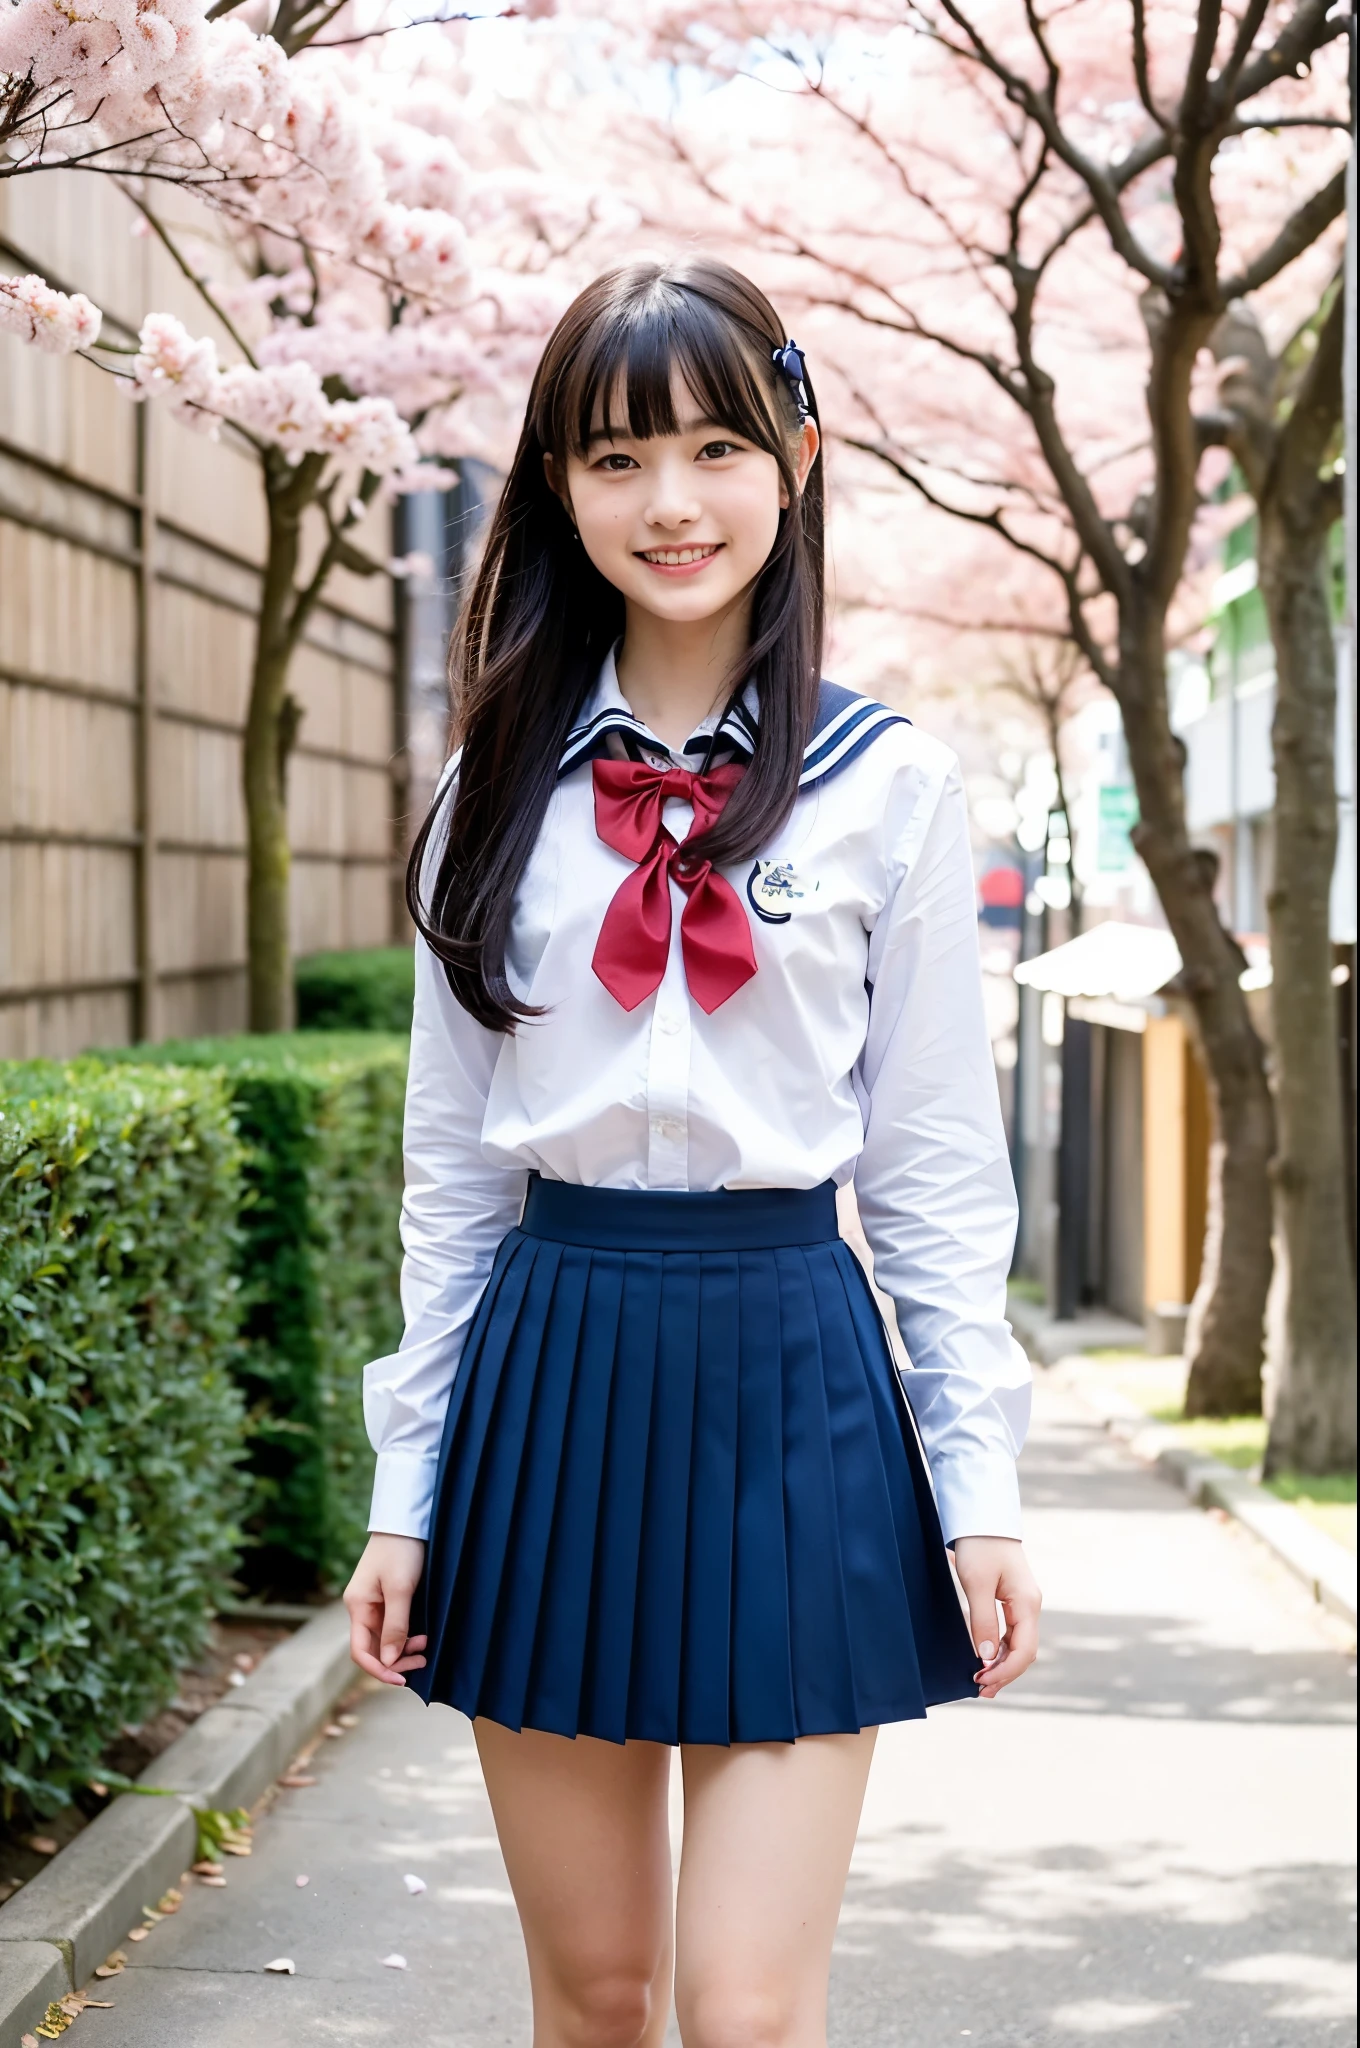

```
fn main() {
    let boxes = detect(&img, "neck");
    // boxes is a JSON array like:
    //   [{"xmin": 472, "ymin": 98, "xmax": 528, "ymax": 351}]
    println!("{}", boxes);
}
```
[{"xmin": 615, "ymin": 595, "xmax": 752, "ymax": 753}]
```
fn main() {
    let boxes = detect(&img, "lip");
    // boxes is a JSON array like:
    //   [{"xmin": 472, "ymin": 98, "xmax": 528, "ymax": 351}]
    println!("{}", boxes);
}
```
[{"xmin": 635, "ymin": 543, "xmax": 724, "ymax": 579}]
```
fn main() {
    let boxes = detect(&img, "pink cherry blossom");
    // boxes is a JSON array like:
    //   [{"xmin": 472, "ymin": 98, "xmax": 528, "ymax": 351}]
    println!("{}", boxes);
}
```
[{"xmin": 0, "ymin": 271, "xmax": 103, "ymax": 352}]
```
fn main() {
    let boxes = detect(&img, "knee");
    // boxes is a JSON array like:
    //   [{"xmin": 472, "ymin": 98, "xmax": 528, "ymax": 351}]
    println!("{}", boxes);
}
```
[
  {"xmin": 678, "ymin": 1982, "xmax": 793, "ymax": 2048},
  {"xmin": 554, "ymin": 1968, "xmax": 657, "ymax": 2048}
]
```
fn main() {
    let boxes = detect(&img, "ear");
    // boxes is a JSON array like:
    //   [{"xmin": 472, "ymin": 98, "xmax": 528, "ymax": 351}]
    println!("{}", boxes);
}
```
[
  {"xmin": 778, "ymin": 418, "xmax": 821, "ymax": 509},
  {"xmin": 543, "ymin": 450, "xmax": 575, "ymax": 528},
  {"xmin": 794, "ymin": 417, "xmax": 820, "ymax": 493}
]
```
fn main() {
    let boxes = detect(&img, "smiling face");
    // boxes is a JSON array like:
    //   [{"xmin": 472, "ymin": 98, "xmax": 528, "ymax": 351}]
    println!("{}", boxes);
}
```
[
  {"xmin": 546, "ymin": 356, "xmax": 820, "ymax": 639},
  {"xmin": 552, "ymin": 372, "xmax": 814, "ymax": 629}
]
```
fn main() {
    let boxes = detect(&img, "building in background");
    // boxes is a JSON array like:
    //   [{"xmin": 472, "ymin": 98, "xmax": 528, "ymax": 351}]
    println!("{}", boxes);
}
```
[{"xmin": 1002, "ymin": 506, "xmax": 1355, "ymax": 1344}]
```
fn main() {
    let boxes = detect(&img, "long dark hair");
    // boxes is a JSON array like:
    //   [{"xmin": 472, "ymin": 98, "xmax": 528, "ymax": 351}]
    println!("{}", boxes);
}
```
[{"xmin": 408, "ymin": 256, "xmax": 825, "ymax": 1031}]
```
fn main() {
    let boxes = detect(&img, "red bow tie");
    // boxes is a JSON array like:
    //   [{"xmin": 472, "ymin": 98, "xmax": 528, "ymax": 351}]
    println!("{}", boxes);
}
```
[{"xmin": 590, "ymin": 758, "xmax": 757, "ymax": 1014}]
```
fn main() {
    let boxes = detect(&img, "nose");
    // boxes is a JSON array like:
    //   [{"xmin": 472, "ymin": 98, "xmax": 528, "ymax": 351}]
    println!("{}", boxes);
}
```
[{"xmin": 643, "ymin": 454, "xmax": 701, "ymax": 532}]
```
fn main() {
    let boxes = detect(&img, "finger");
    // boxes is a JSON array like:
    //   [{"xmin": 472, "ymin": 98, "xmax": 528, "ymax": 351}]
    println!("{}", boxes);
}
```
[
  {"xmin": 347, "ymin": 1601, "xmax": 383, "ymax": 1672},
  {"xmin": 964, "ymin": 1588, "xmax": 1000, "ymax": 1668},
  {"xmin": 379, "ymin": 1584, "xmax": 415, "ymax": 1669},
  {"xmin": 351, "ymin": 1643, "xmax": 411, "ymax": 1686},
  {"xmin": 978, "ymin": 1611, "xmax": 1040, "ymax": 1695}
]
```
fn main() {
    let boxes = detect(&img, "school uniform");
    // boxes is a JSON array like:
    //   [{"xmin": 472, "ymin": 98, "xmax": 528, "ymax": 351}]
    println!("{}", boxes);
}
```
[{"xmin": 364, "ymin": 653, "xmax": 1032, "ymax": 1746}]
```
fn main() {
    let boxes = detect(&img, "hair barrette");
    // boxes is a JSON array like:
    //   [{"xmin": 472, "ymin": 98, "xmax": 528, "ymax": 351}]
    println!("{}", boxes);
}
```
[{"xmin": 771, "ymin": 339, "xmax": 811, "ymax": 420}]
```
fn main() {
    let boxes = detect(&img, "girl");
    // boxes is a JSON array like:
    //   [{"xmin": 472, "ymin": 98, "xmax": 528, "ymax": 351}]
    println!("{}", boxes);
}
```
[{"xmin": 344, "ymin": 257, "xmax": 1040, "ymax": 2048}]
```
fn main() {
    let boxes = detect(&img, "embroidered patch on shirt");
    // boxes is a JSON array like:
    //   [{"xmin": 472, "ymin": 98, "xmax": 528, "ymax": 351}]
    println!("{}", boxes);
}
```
[{"xmin": 747, "ymin": 859, "xmax": 815, "ymax": 924}]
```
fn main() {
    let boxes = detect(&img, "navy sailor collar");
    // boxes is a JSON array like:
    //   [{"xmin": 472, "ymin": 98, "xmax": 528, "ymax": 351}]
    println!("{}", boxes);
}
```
[{"xmin": 557, "ymin": 675, "xmax": 909, "ymax": 791}]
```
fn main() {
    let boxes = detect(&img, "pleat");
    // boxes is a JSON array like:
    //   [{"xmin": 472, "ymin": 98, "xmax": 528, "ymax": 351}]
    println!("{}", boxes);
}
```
[
  {"xmin": 627, "ymin": 1254, "xmax": 701, "ymax": 1743},
  {"xmin": 523, "ymin": 1249, "xmax": 626, "ymax": 1736},
  {"xmin": 414, "ymin": 1232, "xmax": 541, "ymax": 1706},
  {"xmin": 810, "ymin": 1243, "xmax": 929, "ymax": 1725},
  {"xmin": 775, "ymin": 1247, "xmax": 862, "ymax": 1735},
  {"xmin": 416, "ymin": 1211, "xmax": 977, "ymax": 1744},
  {"xmin": 681, "ymin": 1253, "xmax": 741, "ymax": 1744},
  {"xmin": 442, "ymin": 1238, "xmax": 567, "ymax": 1708},
  {"xmin": 729, "ymin": 1251, "xmax": 795, "ymax": 1743},
  {"xmin": 578, "ymin": 1252, "xmax": 664, "ymax": 1744},
  {"xmin": 833, "ymin": 1248, "xmax": 979, "ymax": 1707},
  {"xmin": 475, "ymin": 1245, "xmax": 592, "ymax": 1729}
]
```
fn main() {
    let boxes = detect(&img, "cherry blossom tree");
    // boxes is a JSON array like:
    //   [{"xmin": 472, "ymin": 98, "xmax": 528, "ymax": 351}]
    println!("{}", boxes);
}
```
[
  {"xmin": 3, "ymin": 0, "xmax": 577, "ymax": 1029},
  {"xmin": 599, "ymin": 0, "xmax": 1350, "ymax": 1433}
]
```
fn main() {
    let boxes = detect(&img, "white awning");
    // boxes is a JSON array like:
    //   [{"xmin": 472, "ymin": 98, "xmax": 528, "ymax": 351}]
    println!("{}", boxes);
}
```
[{"xmin": 1014, "ymin": 921, "xmax": 1182, "ymax": 1003}]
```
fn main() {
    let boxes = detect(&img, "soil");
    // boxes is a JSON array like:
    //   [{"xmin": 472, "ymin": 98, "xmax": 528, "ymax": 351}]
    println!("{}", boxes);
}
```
[{"xmin": 0, "ymin": 1618, "xmax": 292, "ymax": 1907}]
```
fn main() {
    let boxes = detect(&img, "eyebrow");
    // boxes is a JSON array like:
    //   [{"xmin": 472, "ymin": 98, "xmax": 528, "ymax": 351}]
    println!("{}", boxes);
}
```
[{"xmin": 583, "ymin": 415, "xmax": 733, "ymax": 450}]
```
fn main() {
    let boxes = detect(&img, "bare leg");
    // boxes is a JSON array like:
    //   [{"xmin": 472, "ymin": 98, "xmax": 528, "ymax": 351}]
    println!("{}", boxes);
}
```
[
  {"xmin": 674, "ymin": 1730, "xmax": 877, "ymax": 2048},
  {"xmin": 474, "ymin": 1719, "xmax": 674, "ymax": 2048}
]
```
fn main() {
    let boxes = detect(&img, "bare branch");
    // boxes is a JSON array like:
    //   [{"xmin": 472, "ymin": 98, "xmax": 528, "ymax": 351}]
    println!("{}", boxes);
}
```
[
  {"xmin": 122, "ymin": 189, "xmax": 260, "ymax": 367},
  {"xmin": 1131, "ymin": 0, "xmax": 1171, "ymax": 128},
  {"xmin": 1180, "ymin": 0, "xmax": 1225, "ymax": 137},
  {"xmin": 1230, "ymin": 0, "xmax": 1348, "ymax": 109},
  {"xmin": 1222, "ymin": 164, "xmax": 1347, "ymax": 297},
  {"xmin": 927, "ymin": 0, "xmax": 1174, "ymax": 288},
  {"xmin": 1271, "ymin": 280, "xmax": 1346, "ymax": 513}
]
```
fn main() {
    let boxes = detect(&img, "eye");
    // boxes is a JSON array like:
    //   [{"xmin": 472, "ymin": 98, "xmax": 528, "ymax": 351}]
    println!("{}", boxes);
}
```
[
  {"xmin": 697, "ymin": 439, "xmax": 741, "ymax": 461},
  {"xmin": 594, "ymin": 451, "xmax": 639, "ymax": 472}
]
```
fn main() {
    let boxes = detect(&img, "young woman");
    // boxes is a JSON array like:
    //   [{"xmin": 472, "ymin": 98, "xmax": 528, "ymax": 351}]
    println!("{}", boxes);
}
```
[{"xmin": 344, "ymin": 257, "xmax": 1040, "ymax": 2048}]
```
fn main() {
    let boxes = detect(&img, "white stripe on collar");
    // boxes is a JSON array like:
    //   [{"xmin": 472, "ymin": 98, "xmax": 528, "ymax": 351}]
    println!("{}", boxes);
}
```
[{"xmin": 557, "ymin": 679, "xmax": 909, "ymax": 786}]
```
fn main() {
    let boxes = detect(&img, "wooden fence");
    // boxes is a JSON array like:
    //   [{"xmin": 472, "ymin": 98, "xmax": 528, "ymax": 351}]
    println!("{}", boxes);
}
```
[{"xmin": 1, "ymin": 173, "xmax": 403, "ymax": 1058}]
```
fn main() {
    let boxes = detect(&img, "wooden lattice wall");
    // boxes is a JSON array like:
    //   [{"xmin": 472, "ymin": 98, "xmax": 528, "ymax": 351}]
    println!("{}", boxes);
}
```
[{"xmin": 1, "ymin": 174, "xmax": 402, "ymax": 1059}]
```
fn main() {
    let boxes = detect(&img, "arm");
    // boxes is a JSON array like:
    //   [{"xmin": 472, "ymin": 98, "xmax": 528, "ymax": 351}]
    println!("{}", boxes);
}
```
[
  {"xmin": 347, "ymin": 908, "xmax": 527, "ymax": 1684},
  {"xmin": 854, "ymin": 752, "xmax": 1039, "ymax": 1692},
  {"xmin": 363, "ymin": 932, "xmax": 528, "ymax": 1539}
]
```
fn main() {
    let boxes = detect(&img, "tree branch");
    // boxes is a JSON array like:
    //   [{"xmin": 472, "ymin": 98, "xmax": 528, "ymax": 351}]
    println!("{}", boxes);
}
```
[
  {"xmin": 1131, "ymin": 0, "xmax": 1171, "ymax": 128},
  {"xmin": 1222, "ymin": 165, "xmax": 1348, "ymax": 297},
  {"xmin": 1271, "ymin": 280, "xmax": 1346, "ymax": 516},
  {"xmin": 122, "ymin": 189, "xmax": 261, "ymax": 367}
]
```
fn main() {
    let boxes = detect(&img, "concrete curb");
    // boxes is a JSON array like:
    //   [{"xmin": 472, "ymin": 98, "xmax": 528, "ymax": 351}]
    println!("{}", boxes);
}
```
[
  {"xmin": 0, "ymin": 1604, "xmax": 354, "ymax": 2047},
  {"xmin": 1049, "ymin": 1361, "xmax": 1358, "ymax": 1629}
]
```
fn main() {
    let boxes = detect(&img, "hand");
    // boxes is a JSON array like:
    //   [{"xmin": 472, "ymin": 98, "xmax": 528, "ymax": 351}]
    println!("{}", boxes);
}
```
[
  {"xmin": 343, "ymin": 1533, "xmax": 429, "ymax": 1686},
  {"xmin": 952, "ymin": 1536, "xmax": 1041, "ymax": 1700}
]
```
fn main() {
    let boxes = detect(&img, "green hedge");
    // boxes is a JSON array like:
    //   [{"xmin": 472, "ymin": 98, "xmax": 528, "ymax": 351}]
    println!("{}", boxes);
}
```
[
  {"xmin": 296, "ymin": 947, "xmax": 415, "ymax": 1034},
  {"xmin": 0, "ymin": 1062, "xmax": 248, "ymax": 1815},
  {"xmin": 101, "ymin": 1034, "xmax": 408, "ymax": 1597}
]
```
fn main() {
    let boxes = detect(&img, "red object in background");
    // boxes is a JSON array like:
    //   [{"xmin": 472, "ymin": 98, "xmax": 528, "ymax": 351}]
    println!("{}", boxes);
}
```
[{"xmin": 978, "ymin": 866, "xmax": 1025, "ymax": 908}]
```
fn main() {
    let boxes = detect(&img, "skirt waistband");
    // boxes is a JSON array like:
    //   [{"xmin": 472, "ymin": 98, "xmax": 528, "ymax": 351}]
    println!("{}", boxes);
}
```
[{"xmin": 520, "ymin": 1176, "xmax": 840, "ymax": 1252}]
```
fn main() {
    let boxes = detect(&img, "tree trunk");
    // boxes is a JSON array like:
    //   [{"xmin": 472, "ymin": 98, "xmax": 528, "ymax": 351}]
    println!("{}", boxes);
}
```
[
  {"xmin": 1258, "ymin": 503, "xmax": 1356, "ymax": 1474},
  {"xmin": 244, "ymin": 452, "xmax": 315, "ymax": 1033},
  {"xmin": 1118, "ymin": 606, "xmax": 1276, "ymax": 1415}
]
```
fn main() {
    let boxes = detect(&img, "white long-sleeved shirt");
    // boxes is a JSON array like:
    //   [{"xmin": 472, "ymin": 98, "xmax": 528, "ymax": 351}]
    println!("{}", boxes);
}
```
[{"xmin": 365, "ymin": 655, "xmax": 1032, "ymax": 1546}]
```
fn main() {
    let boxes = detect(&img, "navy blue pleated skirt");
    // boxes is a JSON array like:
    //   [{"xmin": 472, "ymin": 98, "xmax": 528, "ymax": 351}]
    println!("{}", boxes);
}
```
[{"xmin": 410, "ymin": 1178, "xmax": 978, "ymax": 1744}]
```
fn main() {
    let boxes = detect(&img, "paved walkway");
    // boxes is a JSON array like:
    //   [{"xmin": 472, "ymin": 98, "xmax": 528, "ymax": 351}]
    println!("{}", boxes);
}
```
[{"xmin": 88, "ymin": 1378, "xmax": 1356, "ymax": 2046}]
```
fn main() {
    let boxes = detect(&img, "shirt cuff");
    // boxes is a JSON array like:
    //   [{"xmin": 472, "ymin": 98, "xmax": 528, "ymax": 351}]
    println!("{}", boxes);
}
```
[
  {"xmin": 928, "ymin": 1446, "xmax": 1024, "ymax": 1546},
  {"xmin": 368, "ymin": 1450, "xmax": 439, "ymax": 1541}
]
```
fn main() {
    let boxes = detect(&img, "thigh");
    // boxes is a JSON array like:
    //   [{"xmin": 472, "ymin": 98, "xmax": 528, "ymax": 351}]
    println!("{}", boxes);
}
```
[
  {"xmin": 674, "ymin": 1730, "xmax": 877, "ymax": 2048},
  {"xmin": 475, "ymin": 1720, "xmax": 674, "ymax": 2032}
]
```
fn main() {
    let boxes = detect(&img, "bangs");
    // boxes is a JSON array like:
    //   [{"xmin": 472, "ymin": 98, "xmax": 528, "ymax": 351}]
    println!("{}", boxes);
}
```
[{"xmin": 543, "ymin": 281, "xmax": 790, "ymax": 460}]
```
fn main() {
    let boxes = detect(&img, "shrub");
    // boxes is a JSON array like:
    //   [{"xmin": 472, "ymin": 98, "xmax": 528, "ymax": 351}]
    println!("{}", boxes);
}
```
[
  {"xmin": 296, "ymin": 946, "xmax": 415, "ymax": 1034},
  {"xmin": 0, "ymin": 1061, "xmax": 247, "ymax": 1816},
  {"xmin": 101, "ymin": 1034, "xmax": 408, "ymax": 1596}
]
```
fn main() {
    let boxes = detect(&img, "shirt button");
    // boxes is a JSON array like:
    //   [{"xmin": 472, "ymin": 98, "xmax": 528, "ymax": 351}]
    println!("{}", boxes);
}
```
[
  {"xmin": 658, "ymin": 1013, "xmax": 681, "ymax": 1036},
  {"xmin": 653, "ymin": 1116, "xmax": 683, "ymax": 1140}
]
